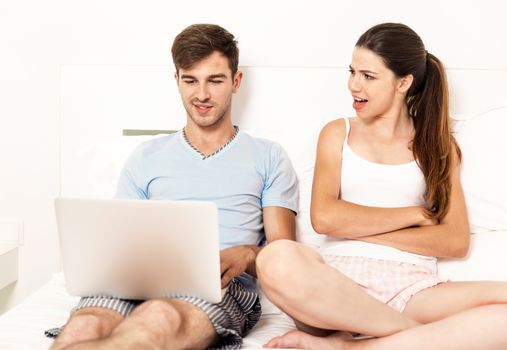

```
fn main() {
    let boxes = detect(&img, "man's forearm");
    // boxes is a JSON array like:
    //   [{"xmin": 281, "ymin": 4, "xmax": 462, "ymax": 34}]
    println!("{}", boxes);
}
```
[{"xmin": 245, "ymin": 245, "xmax": 261, "ymax": 277}]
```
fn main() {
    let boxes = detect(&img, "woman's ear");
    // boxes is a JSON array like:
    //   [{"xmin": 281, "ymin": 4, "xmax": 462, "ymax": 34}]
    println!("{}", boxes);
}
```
[{"xmin": 398, "ymin": 74, "xmax": 414, "ymax": 93}]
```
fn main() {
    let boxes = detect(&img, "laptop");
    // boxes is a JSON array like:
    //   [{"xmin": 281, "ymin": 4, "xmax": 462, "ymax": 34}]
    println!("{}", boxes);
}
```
[{"xmin": 55, "ymin": 197, "xmax": 222, "ymax": 303}]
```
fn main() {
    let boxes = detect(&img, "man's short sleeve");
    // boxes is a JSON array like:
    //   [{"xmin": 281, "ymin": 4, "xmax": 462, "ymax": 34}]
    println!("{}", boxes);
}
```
[
  {"xmin": 261, "ymin": 143, "xmax": 298, "ymax": 214},
  {"xmin": 115, "ymin": 147, "xmax": 148, "ymax": 200}
]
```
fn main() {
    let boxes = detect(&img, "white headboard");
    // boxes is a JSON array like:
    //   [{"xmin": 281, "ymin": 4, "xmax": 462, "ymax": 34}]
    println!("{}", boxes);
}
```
[{"xmin": 60, "ymin": 65, "xmax": 507, "ymax": 245}]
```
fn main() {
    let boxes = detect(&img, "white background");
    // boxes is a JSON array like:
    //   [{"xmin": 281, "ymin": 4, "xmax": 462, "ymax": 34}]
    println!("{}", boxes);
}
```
[{"xmin": 1, "ymin": 0, "xmax": 506, "ymax": 313}]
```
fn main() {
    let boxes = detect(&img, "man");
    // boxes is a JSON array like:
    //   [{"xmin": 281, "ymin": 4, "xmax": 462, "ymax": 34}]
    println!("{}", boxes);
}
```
[{"xmin": 49, "ymin": 24, "xmax": 298, "ymax": 350}]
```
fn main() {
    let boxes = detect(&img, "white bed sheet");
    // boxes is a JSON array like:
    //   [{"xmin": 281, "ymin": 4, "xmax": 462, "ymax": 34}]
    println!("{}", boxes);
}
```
[
  {"xmin": 0, "ymin": 273, "xmax": 297, "ymax": 350},
  {"xmin": 1, "ymin": 230, "xmax": 506, "ymax": 349}
]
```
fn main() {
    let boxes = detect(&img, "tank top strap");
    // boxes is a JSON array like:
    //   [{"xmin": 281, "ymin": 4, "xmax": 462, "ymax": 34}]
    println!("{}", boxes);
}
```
[{"xmin": 343, "ymin": 117, "xmax": 350, "ymax": 145}]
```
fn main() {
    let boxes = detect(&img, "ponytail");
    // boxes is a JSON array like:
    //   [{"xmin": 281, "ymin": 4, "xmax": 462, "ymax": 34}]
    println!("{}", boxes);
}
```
[{"xmin": 409, "ymin": 53, "xmax": 461, "ymax": 220}]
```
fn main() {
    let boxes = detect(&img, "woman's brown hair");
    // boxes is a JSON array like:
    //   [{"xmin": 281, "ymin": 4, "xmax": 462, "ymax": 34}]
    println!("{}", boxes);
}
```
[{"xmin": 356, "ymin": 23, "xmax": 460, "ymax": 220}]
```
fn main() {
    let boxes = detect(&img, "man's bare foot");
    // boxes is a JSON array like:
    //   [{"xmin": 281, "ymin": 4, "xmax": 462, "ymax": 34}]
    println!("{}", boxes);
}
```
[{"xmin": 264, "ymin": 330, "xmax": 361, "ymax": 350}]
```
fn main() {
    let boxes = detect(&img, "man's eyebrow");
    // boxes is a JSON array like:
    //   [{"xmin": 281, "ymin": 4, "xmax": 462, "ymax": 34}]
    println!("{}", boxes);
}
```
[
  {"xmin": 208, "ymin": 74, "xmax": 228, "ymax": 79},
  {"xmin": 179, "ymin": 73, "xmax": 228, "ymax": 80}
]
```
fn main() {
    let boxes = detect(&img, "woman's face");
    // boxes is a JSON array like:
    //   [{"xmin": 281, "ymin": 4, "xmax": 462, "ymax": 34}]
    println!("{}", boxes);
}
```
[{"xmin": 348, "ymin": 46, "xmax": 403, "ymax": 119}]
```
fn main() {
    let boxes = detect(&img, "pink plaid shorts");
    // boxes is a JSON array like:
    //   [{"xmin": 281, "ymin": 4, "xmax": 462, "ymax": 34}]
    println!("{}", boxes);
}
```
[{"xmin": 323, "ymin": 255, "xmax": 445, "ymax": 312}]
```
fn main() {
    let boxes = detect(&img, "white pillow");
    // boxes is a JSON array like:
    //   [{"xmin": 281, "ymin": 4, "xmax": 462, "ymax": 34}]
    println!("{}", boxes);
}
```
[
  {"xmin": 87, "ymin": 134, "xmax": 161, "ymax": 197},
  {"xmin": 454, "ymin": 106, "xmax": 507, "ymax": 233},
  {"xmin": 271, "ymin": 122, "xmax": 326, "ymax": 249}
]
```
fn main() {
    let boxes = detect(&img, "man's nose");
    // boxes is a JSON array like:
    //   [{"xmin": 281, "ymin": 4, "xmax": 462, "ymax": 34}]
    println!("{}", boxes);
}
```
[{"xmin": 196, "ymin": 83, "xmax": 211, "ymax": 101}]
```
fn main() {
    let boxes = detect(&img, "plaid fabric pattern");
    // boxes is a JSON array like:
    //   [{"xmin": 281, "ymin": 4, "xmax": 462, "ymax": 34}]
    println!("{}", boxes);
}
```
[
  {"xmin": 323, "ymin": 255, "xmax": 445, "ymax": 312},
  {"xmin": 45, "ymin": 279, "xmax": 261, "ymax": 350}
]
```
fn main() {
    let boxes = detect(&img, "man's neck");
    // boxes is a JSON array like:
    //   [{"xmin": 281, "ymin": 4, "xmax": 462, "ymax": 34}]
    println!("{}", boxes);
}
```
[{"xmin": 183, "ymin": 123, "xmax": 237, "ymax": 156}]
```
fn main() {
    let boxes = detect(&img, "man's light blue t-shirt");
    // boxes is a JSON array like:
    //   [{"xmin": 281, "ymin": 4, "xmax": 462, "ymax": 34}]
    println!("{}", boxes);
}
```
[{"xmin": 116, "ymin": 130, "xmax": 299, "ymax": 250}]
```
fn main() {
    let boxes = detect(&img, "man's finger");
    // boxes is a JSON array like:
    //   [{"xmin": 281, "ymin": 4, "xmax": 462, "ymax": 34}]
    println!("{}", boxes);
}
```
[{"xmin": 220, "ymin": 267, "xmax": 240, "ymax": 288}]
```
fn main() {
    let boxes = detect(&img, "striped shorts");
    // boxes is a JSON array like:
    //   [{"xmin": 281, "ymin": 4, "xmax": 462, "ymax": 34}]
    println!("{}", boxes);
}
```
[
  {"xmin": 45, "ymin": 279, "xmax": 261, "ymax": 350},
  {"xmin": 323, "ymin": 255, "xmax": 445, "ymax": 312}
]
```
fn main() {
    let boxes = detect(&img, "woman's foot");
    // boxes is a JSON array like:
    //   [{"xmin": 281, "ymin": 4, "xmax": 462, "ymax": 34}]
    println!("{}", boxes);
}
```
[{"xmin": 264, "ymin": 330, "xmax": 361, "ymax": 350}]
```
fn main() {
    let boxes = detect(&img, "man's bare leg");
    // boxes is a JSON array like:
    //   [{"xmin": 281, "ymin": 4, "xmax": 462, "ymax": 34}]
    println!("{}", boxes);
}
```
[
  {"xmin": 51, "ymin": 307, "xmax": 123, "ymax": 350},
  {"xmin": 60, "ymin": 298, "xmax": 218, "ymax": 350}
]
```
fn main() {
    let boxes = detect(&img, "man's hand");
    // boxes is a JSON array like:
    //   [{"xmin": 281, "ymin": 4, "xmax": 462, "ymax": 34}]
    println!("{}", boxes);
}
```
[{"xmin": 220, "ymin": 245, "xmax": 259, "ymax": 288}]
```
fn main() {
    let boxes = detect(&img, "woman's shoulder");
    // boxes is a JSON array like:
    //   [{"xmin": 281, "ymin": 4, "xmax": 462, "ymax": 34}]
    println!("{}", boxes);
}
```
[{"xmin": 319, "ymin": 117, "xmax": 352, "ymax": 142}]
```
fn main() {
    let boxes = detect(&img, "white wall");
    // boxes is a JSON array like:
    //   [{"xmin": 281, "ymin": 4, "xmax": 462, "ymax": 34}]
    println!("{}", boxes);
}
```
[{"xmin": 1, "ymin": 0, "xmax": 506, "ymax": 313}]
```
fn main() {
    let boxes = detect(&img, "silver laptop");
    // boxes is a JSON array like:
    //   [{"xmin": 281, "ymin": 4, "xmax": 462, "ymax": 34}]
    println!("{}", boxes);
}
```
[{"xmin": 55, "ymin": 198, "xmax": 222, "ymax": 303}]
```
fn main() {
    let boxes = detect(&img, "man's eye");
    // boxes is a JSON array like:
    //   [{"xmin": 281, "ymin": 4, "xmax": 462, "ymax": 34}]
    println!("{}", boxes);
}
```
[
  {"xmin": 210, "ymin": 80, "xmax": 224, "ymax": 84},
  {"xmin": 183, "ymin": 80, "xmax": 196, "ymax": 84}
]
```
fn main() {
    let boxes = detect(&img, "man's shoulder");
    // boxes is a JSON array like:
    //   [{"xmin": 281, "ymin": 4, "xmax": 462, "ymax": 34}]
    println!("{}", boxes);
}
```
[
  {"xmin": 238, "ymin": 131, "xmax": 282, "ymax": 153},
  {"xmin": 133, "ymin": 133, "xmax": 179, "ymax": 155}
]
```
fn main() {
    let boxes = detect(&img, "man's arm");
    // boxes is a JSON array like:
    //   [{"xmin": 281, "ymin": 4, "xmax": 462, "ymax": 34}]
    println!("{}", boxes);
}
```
[
  {"xmin": 219, "ymin": 207, "xmax": 296, "ymax": 287},
  {"xmin": 262, "ymin": 206, "xmax": 297, "ymax": 242}
]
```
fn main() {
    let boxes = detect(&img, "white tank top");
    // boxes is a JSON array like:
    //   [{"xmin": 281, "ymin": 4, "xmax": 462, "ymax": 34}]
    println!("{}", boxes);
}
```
[{"xmin": 320, "ymin": 118, "xmax": 437, "ymax": 271}]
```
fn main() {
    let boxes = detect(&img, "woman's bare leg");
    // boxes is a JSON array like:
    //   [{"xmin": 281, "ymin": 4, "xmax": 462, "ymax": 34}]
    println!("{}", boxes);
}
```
[
  {"xmin": 266, "ymin": 304, "xmax": 507, "ymax": 350},
  {"xmin": 403, "ymin": 280, "xmax": 507, "ymax": 322},
  {"xmin": 257, "ymin": 240, "xmax": 418, "ymax": 336}
]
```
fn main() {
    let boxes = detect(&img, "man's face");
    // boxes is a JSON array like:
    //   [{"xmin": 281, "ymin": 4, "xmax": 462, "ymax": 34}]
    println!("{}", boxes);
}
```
[{"xmin": 176, "ymin": 51, "xmax": 242, "ymax": 129}]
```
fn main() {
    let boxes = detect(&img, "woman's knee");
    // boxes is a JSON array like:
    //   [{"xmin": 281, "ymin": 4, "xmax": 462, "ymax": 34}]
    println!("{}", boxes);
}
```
[
  {"xmin": 257, "ymin": 239, "xmax": 311, "ymax": 290},
  {"xmin": 258, "ymin": 240, "xmax": 297, "ymax": 273}
]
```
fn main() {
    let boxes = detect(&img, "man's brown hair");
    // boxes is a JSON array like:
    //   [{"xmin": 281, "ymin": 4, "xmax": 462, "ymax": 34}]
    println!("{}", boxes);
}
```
[{"xmin": 171, "ymin": 24, "xmax": 239, "ymax": 78}]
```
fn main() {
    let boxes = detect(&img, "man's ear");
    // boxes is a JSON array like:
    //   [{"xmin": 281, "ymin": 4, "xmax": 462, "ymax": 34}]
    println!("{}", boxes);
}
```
[
  {"xmin": 398, "ymin": 74, "xmax": 414, "ymax": 93},
  {"xmin": 174, "ymin": 71, "xmax": 179, "ymax": 84},
  {"xmin": 232, "ymin": 71, "xmax": 243, "ymax": 93}
]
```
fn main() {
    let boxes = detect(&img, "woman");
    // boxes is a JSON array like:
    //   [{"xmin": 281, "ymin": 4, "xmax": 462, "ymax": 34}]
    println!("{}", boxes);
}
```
[{"xmin": 256, "ymin": 23, "xmax": 507, "ymax": 350}]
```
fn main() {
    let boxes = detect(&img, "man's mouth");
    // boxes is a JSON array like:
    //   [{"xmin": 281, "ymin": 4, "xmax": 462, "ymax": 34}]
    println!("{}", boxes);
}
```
[{"xmin": 194, "ymin": 104, "xmax": 213, "ymax": 114}]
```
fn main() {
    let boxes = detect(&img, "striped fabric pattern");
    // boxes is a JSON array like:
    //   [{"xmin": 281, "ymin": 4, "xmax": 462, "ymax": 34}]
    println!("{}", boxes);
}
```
[
  {"xmin": 77, "ymin": 296, "xmax": 142, "ymax": 317},
  {"xmin": 45, "ymin": 279, "xmax": 261, "ymax": 350},
  {"xmin": 180, "ymin": 280, "xmax": 261, "ymax": 349},
  {"xmin": 182, "ymin": 125, "xmax": 239, "ymax": 160}
]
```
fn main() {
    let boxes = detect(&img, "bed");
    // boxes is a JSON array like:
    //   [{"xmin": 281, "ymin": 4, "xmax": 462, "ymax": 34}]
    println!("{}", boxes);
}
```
[
  {"xmin": 1, "ymin": 66, "xmax": 506, "ymax": 349},
  {"xmin": 0, "ymin": 273, "xmax": 299, "ymax": 349}
]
